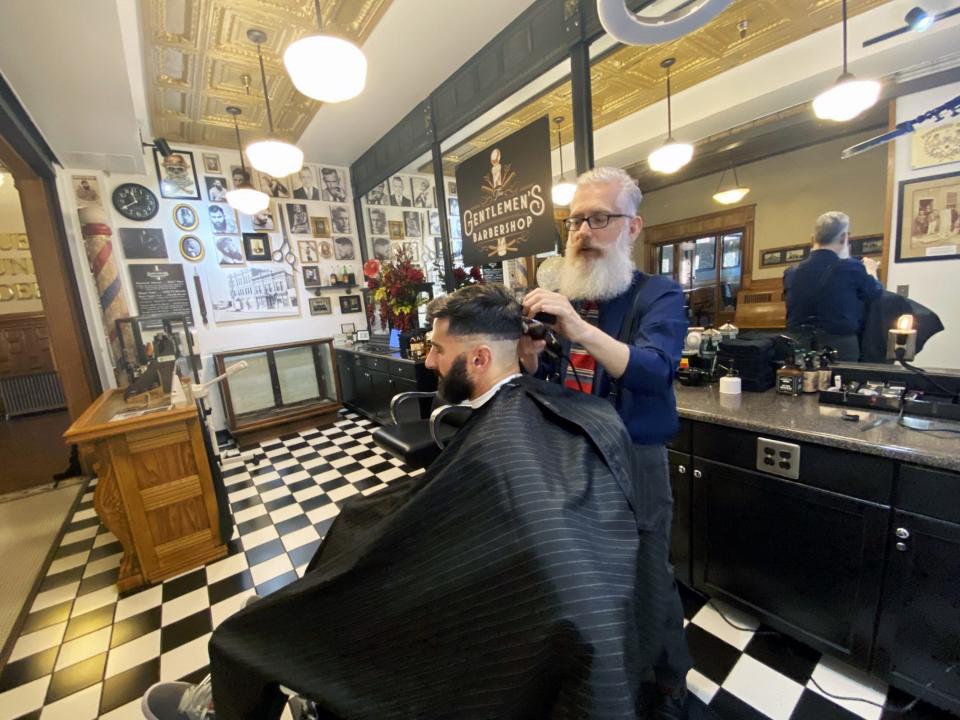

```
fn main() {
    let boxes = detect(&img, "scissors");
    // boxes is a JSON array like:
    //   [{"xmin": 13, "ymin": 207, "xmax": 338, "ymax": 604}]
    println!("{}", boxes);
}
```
[{"xmin": 274, "ymin": 210, "xmax": 297, "ymax": 268}]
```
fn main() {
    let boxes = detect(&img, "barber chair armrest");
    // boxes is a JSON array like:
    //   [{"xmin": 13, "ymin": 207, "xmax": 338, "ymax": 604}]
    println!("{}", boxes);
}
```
[
  {"xmin": 390, "ymin": 391, "xmax": 438, "ymax": 424},
  {"xmin": 429, "ymin": 404, "xmax": 473, "ymax": 449}
]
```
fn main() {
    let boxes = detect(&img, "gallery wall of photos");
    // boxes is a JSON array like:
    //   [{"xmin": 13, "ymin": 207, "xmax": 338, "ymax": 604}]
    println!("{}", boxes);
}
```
[
  {"xmin": 59, "ymin": 144, "xmax": 366, "ymax": 428},
  {"xmin": 359, "ymin": 171, "xmax": 460, "ymax": 302}
]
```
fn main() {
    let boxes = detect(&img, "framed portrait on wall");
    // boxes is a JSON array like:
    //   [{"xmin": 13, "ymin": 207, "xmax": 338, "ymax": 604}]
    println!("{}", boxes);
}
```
[
  {"xmin": 911, "ymin": 119, "xmax": 960, "ymax": 170},
  {"xmin": 388, "ymin": 221, "xmax": 405, "ymax": 240},
  {"xmin": 72, "ymin": 175, "xmax": 102, "ymax": 207},
  {"xmin": 310, "ymin": 297, "xmax": 332, "ymax": 315},
  {"xmin": 760, "ymin": 250, "xmax": 784, "ymax": 267},
  {"xmin": 243, "ymin": 232, "xmax": 271, "ymax": 261},
  {"xmin": 173, "ymin": 204, "xmax": 199, "ymax": 231},
  {"xmin": 154, "ymin": 148, "xmax": 201, "ymax": 200},
  {"xmin": 215, "ymin": 236, "xmax": 245, "ymax": 266},
  {"xmin": 895, "ymin": 170, "xmax": 960, "ymax": 262},
  {"xmin": 209, "ymin": 204, "xmax": 239, "ymax": 234},
  {"xmin": 339, "ymin": 294, "xmax": 363, "ymax": 314},
  {"xmin": 179, "ymin": 235, "xmax": 205, "ymax": 262},
  {"xmin": 202, "ymin": 153, "xmax": 221, "ymax": 173},
  {"xmin": 311, "ymin": 216, "xmax": 331, "ymax": 238},
  {"xmin": 403, "ymin": 210, "xmax": 422, "ymax": 238}
]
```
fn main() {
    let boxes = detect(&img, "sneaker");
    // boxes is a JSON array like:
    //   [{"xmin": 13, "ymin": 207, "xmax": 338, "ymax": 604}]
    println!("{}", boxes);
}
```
[{"xmin": 650, "ymin": 686, "xmax": 689, "ymax": 720}]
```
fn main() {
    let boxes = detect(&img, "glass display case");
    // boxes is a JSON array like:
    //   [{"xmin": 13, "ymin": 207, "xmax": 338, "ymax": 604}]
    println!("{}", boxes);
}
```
[{"xmin": 213, "ymin": 338, "xmax": 339, "ymax": 441}]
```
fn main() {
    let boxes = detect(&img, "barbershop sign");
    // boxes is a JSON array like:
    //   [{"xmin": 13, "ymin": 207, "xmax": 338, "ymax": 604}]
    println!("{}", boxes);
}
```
[
  {"xmin": 0, "ymin": 233, "xmax": 42, "ymax": 310},
  {"xmin": 455, "ymin": 116, "xmax": 555, "ymax": 265}
]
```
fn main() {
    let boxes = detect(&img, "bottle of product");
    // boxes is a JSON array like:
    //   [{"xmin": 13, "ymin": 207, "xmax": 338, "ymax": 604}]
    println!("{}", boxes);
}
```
[
  {"xmin": 802, "ymin": 353, "xmax": 818, "ymax": 393},
  {"xmin": 777, "ymin": 353, "xmax": 803, "ymax": 396},
  {"xmin": 818, "ymin": 352, "xmax": 832, "ymax": 390}
]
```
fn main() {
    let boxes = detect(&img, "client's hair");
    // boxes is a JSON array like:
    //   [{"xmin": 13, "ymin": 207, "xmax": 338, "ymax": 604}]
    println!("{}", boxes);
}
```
[{"xmin": 426, "ymin": 284, "xmax": 522, "ymax": 340}]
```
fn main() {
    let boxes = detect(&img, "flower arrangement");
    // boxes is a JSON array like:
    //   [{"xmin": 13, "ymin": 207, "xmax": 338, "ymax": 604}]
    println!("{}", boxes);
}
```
[
  {"xmin": 452, "ymin": 265, "xmax": 485, "ymax": 290},
  {"xmin": 363, "ymin": 248, "xmax": 426, "ymax": 332}
]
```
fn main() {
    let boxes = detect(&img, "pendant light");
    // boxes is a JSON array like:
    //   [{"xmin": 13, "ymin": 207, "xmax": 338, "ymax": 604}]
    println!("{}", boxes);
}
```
[
  {"xmin": 284, "ymin": 0, "xmax": 367, "ymax": 103},
  {"xmin": 225, "ymin": 107, "xmax": 270, "ymax": 215},
  {"xmin": 245, "ymin": 29, "xmax": 304, "ymax": 178},
  {"xmin": 712, "ymin": 166, "xmax": 750, "ymax": 205},
  {"xmin": 812, "ymin": 0, "xmax": 880, "ymax": 122},
  {"xmin": 647, "ymin": 58, "xmax": 694, "ymax": 174},
  {"xmin": 551, "ymin": 117, "xmax": 577, "ymax": 207}
]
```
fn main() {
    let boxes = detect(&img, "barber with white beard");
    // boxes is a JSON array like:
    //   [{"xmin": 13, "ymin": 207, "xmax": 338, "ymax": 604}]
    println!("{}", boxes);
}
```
[{"xmin": 522, "ymin": 167, "xmax": 692, "ymax": 719}]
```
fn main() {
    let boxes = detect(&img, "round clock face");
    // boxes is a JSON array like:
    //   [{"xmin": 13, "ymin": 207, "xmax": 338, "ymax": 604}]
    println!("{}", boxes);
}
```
[{"xmin": 112, "ymin": 183, "xmax": 159, "ymax": 221}]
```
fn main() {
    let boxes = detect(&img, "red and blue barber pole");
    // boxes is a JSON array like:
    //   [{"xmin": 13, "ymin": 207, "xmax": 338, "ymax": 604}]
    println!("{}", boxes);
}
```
[{"xmin": 78, "ymin": 206, "xmax": 129, "ymax": 362}]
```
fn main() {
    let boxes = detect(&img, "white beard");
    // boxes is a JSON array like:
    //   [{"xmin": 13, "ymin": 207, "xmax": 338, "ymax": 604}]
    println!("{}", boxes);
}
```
[{"xmin": 558, "ymin": 228, "xmax": 636, "ymax": 301}]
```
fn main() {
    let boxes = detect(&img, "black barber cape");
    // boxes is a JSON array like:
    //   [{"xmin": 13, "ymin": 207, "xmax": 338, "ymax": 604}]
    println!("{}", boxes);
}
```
[{"xmin": 209, "ymin": 376, "xmax": 673, "ymax": 719}]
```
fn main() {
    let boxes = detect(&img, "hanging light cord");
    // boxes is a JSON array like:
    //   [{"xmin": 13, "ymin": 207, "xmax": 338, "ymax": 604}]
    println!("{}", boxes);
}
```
[
  {"xmin": 256, "ymin": 43, "xmax": 276, "ymax": 135},
  {"xmin": 231, "ymin": 114, "xmax": 249, "ymax": 177},
  {"xmin": 556, "ymin": 129, "xmax": 566, "ymax": 180},
  {"xmin": 666, "ymin": 65, "xmax": 674, "ymax": 139},
  {"xmin": 842, "ymin": 0, "xmax": 848, "ymax": 74},
  {"xmin": 313, "ymin": 0, "xmax": 324, "ymax": 32}
]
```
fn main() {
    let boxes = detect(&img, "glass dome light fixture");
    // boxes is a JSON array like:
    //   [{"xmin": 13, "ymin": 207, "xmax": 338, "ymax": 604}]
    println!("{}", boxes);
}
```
[
  {"xmin": 284, "ymin": 0, "xmax": 367, "ymax": 103},
  {"xmin": 551, "ymin": 117, "xmax": 577, "ymax": 207},
  {"xmin": 245, "ymin": 29, "xmax": 304, "ymax": 178},
  {"xmin": 647, "ymin": 58, "xmax": 694, "ymax": 174},
  {"xmin": 225, "ymin": 106, "xmax": 270, "ymax": 215},
  {"xmin": 712, "ymin": 165, "xmax": 750, "ymax": 205},
  {"xmin": 812, "ymin": 0, "xmax": 880, "ymax": 122}
]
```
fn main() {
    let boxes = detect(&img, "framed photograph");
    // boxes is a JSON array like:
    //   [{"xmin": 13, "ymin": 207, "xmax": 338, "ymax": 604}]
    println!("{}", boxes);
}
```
[
  {"xmin": 403, "ymin": 211, "xmax": 422, "ymax": 238},
  {"xmin": 372, "ymin": 236, "xmax": 391, "ymax": 262},
  {"xmin": 208, "ymin": 204, "xmax": 239, "ymax": 234},
  {"xmin": 202, "ymin": 153, "xmax": 221, "ymax": 173},
  {"xmin": 339, "ymin": 295, "xmax": 363, "ymax": 314},
  {"xmin": 428, "ymin": 209, "xmax": 441, "ymax": 236},
  {"xmin": 317, "ymin": 239, "xmax": 333, "ymax": 260},
  {"xmin": 388, "ymin": 220, "xmax": 405, "ymax": 240},
  {"xmin": 410, "ymin": 177, "xmax": 435, "ymax": 208},
  {"xmin": 154, "ymin": 148, "xmax": 200, "ymax": 200},
  {"xmin": 258, "ymin": 171, "xmax": 290, "ymax": 198},
  {"xmin": 229, "ymin": 166, "xmax": 251, "ymax": 190},
  {"xmin": 447, "ymin": 180, "xmax": 457, "ymax": 196},
  {"xmin": 207, "ymin": 263, "xmax": 298, "ymax": 323},
  {"xmin": 784, "ymin": 247, "xmax": 807, "ymax": 262},
  {"xmin": 291, "ymin": 166, "xmax": 321, "ymax": 200},
  {"xmin": 311, "ymin": 216, "xmax": 331, "ymax": 238},
  {"xmin": 72, "ymin": 175, "xmax": 102, "ymax": 207},
  {"xmin": 119, "ymin": 228, "xmax": 167, "ymax": 259},
  {"xmin": 179, "ymin": 235, "xmax": 205, "ymax": 262},
  {"xmin": 448, "ymin": 197, "xmax": 462, "ymax": 241},
  {"xmin": 302, "ymin": 265, "xmax": 322, "ymax": 287},
  {"xmin": 319, "ymin": 167, "xmax": 349, "ymax": 202},
  {"xmin": 850, "ymin": 235, "xmax": 883, "ymax": 257},
  {"xmin": 333, "ymin": 236, "xmax": 355, "ymax": 261},
  {"xmin": 365, "ymin": 181, "xmax": 387, "ymax": 206},
  {"xmin": 286, "ymin": 203, "xmax": 310, "ymax": 234},
  {"xmin": 298, "ymin": 240, "xmax": 319, "ymax": 264},
  {"xmin": 355, "ymin": 329, "xmax": 370, "ymax": 342},
  {"xmin": 205, "ymin": 176, "xmax": 228, "ymax": 202},
  {"xmin": 760, "ymin": 250, "xmax": 784, "ymax": 267},
  {"xmin": 330, "ymin": 205, "xmax": 352, "ymax": 234},
  {"xmin": 173, "ymin": 204, "xmax": 199, "ymax": 231},
  {"xmin": 243, "ymin": 232, "xmax": 271, "ymax": 262},
  {"xmin": 388, "ymin": 175, "xmax": 411, "ymax": 206},
  {"xmin": 368, "ymin": 207, "xmax": 387, "ymax": 235},
  {"xmin": 402, "ymin": 241, "xmax": 421, "ymax": 262},
  {"xmin": 309, "ymin": 297, "xmax": 332, "ymax": 315},
  {"xmin": 895, "ymin": 170, "xmax": 960, "ymax": 262},
  {"xmin": 242, "ymin": 205, "xmax": 275, "ymax": 232},
  {"xmin": 215, "ymin": 236, "xmax": 245, "ymax": 266},
  {"xmin": 341, "ymin": 322, "xmax": 357, "ymax": 334},
  {"xmin": 911, "ymin": 118, "xmax": 960, "ymax": 170}
]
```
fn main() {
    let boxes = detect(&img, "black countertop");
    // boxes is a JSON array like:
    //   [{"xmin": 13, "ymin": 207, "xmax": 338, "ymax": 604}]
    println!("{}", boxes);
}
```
[
  {"xmin": 335, "ymin": 343, "xmax": 425, "ymax": 364},
  {"xmin": 675, "ymin": 384, "xmax": 960, "ymax": 472}
]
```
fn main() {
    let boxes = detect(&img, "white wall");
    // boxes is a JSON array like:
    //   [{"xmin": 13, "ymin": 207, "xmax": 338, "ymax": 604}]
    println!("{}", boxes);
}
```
[
  {"xmin": 58, "ymin": 144, "xmax": 364, "ymax": 430},
  {"xmin": 885, "ymin": 82, "xmax": 960, "ymax": 369}
]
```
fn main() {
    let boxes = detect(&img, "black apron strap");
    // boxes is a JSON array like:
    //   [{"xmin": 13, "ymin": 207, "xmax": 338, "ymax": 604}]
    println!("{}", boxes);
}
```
[{"xmin": 592, "ymin": 274, "xmax": 650, "ymax": 403}]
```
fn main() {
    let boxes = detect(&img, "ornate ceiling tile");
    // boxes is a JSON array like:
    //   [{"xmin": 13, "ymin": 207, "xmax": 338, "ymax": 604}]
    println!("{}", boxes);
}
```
[{"xmin": 143, "ymin": 0, "xmax": 394, "ymax": 148}]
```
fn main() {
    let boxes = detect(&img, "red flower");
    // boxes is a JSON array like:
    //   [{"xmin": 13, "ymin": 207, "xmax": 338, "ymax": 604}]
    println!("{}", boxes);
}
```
[
  {"xmin": 363, "ymin": 259, "xmax": 381, "ymax": 279},
  {"xmin": 453, "ymin": 267, "xmax": 467, "ymax": 282}
]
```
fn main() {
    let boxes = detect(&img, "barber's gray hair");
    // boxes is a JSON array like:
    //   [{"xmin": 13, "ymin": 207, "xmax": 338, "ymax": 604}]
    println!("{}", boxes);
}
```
[
  {"xmin": 576, "ymin": 167, "xmax": 643, "ymax": 215},
  {"xmin": 814, "ymin": 211, "xmax": 850, "ymax": 246}
]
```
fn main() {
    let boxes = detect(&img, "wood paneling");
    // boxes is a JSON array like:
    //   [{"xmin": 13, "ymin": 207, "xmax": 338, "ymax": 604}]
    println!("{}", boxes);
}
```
[{"xmin": 0, "ymin": 313, "xmax": 54, "ymax": 376}]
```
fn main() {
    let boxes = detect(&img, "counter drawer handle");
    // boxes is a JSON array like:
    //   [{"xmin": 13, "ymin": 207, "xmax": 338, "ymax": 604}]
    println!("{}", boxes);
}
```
[
  {"xmin": 678, "ymin": 465, "xmax": 687, "ymax": 475},
  {"xmin": 895, "ymin": 527, "xmax": 910, "ymax": 540},
  {"xmin": 895, "ymin": 542, "xmax": 908, "ymax": 552},
  {"xmin": 693, "ymin": 469, "xmax": 703, "ymax": 479}
]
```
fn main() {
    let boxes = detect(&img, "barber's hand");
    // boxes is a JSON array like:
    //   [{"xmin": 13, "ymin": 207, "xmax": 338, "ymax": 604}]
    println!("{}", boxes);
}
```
[
  {"xmin": 862, "ymin": 256, "xmax": 879, "ymax": 277},
  {"xmin": 518, "ymin": 334, "xmax": 546, "ymax": 373},
  {"xmin": 522, "ymin": 288, "xmax": 592, "ymax": 345}
]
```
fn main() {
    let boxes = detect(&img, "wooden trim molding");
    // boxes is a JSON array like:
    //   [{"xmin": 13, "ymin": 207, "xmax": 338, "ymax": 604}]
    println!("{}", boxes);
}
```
[{"xmin": 880, "ymin": 99, "xmax": 896, "ymax": 287}]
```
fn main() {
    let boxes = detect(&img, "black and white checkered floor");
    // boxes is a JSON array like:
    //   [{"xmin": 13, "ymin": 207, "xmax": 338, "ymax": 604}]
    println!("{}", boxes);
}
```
[{"xmin": 0, "ymin": 412, "xmax": 952, "ymax": 719}]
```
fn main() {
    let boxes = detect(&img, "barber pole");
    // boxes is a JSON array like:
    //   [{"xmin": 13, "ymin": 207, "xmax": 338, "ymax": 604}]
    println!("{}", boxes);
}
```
[{"xmin": 78, "ymin": 206, "xmax": 130, "ymax": 360}]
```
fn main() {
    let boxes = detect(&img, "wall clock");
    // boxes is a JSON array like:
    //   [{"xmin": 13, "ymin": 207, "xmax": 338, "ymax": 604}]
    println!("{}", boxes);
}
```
[{"xmin": 112, "ymin": 183, "xmax": 159, "ymax": 221}]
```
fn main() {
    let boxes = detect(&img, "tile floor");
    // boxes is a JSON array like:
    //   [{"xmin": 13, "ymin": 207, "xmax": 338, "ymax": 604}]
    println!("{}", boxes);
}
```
[{"xmin": 0, "ymin": 412, "xmax": 953, "ymax": 719}]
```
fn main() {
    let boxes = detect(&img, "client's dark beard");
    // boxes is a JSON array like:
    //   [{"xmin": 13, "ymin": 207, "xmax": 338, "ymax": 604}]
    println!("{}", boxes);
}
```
[{"xmin": 437, "ymin": 354, "xmax": 474, "ymax": 405}]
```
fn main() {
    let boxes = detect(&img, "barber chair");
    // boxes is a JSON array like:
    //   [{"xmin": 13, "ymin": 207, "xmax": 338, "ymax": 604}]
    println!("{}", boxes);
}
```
[{"xmin": 372, "ymin": 393, "xmax": 473, "ymax": 469}]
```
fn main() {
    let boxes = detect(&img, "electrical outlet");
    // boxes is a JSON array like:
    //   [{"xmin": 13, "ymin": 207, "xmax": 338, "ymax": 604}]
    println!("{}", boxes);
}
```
[
  {"xmin": 897, "ymin": 284, "xmax": 909, "ymax": 298},
  {"xmin": 756, "ymin": 437, "xmax": 800, "ymax": 480}
]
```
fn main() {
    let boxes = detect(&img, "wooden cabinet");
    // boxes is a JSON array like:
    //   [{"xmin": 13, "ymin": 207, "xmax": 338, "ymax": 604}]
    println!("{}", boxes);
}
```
[
  {"xmin": 667, "ymin": 450, "xmax": 692, "ymax": 586},
  {"xmin": 63, "ymin": 390, "xmax": 227, "ymax": 591}
]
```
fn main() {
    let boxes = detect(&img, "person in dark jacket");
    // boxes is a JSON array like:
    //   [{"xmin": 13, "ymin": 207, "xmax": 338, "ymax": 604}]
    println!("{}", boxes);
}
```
[
  {"xmin": 522, "ymin": 167, "xmax": 691, "ymax": 719},
  {"xmin": 783, "ymin": 211, "xmax": 883, "ymax": 360},
  {"xmin": 205, "ymin": 284, "xmax": 678, "ymax": 719}
]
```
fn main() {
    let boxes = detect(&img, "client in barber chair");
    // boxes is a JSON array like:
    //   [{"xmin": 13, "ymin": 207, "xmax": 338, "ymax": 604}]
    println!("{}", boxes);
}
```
[{"xmin": 193, "ymin": 284, "xmax": 678, "ymax": 718}]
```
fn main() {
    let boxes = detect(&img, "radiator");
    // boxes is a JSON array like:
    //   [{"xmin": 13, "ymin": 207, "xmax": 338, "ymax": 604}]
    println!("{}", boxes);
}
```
[{"xmin": 0, "ymin": 372, "xmax": 67, "ymax": 418}]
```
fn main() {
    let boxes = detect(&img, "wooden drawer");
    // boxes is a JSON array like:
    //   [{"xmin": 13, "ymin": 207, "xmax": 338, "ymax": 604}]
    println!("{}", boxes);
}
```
[
  {"xmin": 361, "ymin": 354, "xmax": 387, "ymax": 373},
  {"xmin": 389, "ymin": 360, "xmax": 416, "ymax": 381},
  {"xmin": 896, "ymin": 465, "xmax": 960, "ymax": 525}
]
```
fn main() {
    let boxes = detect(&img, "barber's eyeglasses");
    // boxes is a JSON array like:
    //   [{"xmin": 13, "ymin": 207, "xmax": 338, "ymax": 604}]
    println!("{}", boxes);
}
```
[{"xmin": 563, "ymin": 213, "xmax": 633, "ymax": 231}]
